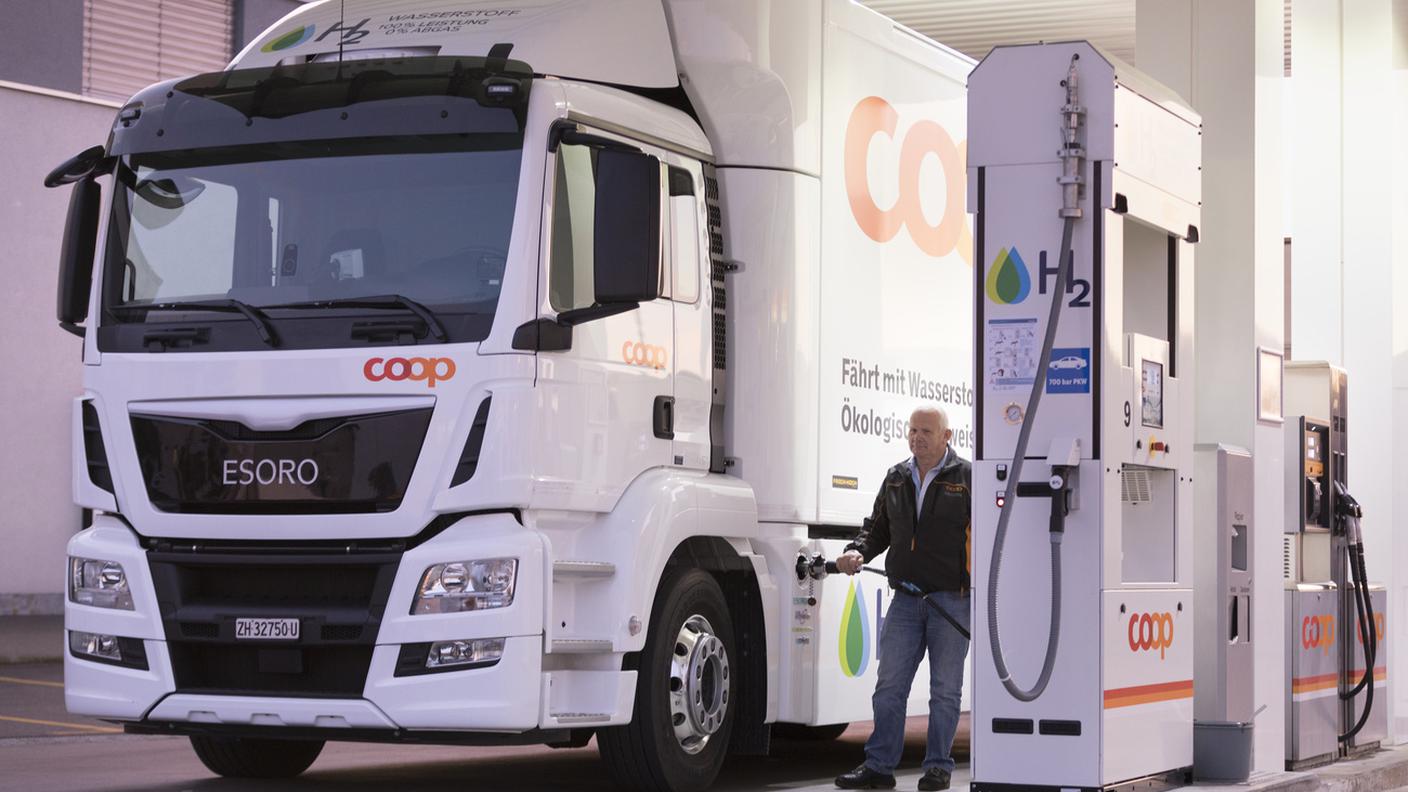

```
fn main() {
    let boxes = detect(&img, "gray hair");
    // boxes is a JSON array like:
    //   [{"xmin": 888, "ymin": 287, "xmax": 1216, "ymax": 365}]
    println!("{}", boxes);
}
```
[{"xmin": 910, "ymin": 404, "xmax": 951, "ymax": 435}]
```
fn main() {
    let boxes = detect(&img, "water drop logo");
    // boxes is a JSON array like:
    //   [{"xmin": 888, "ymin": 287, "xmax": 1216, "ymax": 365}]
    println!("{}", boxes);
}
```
[
  {"xmin": 838, "ymin": 580, "xmax": 873, "ymax": 677},
  {"xmin": 986, "ymin": 246, "xmax": 1032, "ymax": 305},
  {"xmin": 261, "ymin": 24, "xmax": 316, "ymax": 52}
]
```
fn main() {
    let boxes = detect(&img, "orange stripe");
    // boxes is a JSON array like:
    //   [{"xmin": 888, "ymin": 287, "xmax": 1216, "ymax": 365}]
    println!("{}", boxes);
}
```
[
  {"xmin": 1103, "ymin": 679, "xmax": 1194, "ymax": 709},
  {"xmin": 1348, "ymin": 666, "xmax": 1388, "ymax": 681},
  {"xmin": 1292, "ymin": 674, "xmax": 1339, "ymax": 694}
]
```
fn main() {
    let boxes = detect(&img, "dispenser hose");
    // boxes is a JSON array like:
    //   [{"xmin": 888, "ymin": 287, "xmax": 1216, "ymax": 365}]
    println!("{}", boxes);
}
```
[{"xmin": 985, "ymin": 216, "xmax": 1075, "ymax": 701}]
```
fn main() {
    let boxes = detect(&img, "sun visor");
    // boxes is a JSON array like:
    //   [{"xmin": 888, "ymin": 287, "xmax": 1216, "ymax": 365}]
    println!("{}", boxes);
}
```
[
  {"xmin": 105, "ymin": 56, "xmax": 531, "ymax": 156},
  {"xmin": 234, "ymin": 0, "xmax": 679, "ymax": 90}
]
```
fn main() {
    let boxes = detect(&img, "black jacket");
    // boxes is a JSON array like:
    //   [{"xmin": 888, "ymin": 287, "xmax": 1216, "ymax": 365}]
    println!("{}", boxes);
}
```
[{"xmin": 845, "ymin": 450, "xmax": 972, "ymax": 593}]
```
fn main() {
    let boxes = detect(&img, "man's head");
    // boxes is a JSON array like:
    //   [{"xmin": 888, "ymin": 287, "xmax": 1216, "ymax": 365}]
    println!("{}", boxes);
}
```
[{"xmin": 908, "ymin": 405, "xmax": 952, "ymax": 469}]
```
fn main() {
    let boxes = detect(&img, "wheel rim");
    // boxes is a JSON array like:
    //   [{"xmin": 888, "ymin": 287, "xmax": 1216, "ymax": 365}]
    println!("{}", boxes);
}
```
[{"xmin": 667, "ymin": 613, "xmax": 730, "ymax": 755}]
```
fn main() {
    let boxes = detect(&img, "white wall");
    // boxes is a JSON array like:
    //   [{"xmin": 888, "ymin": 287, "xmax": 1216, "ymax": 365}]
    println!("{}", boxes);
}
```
[
  {"xmin": 0, "ymin": 82, "xmax": 118, "ymax": 613},
  {"xmin": 1396, "ymin": 7, "xmax": 1408, "ymax": 742},
  {"xmin": 1135, "ymin": 0, "xmax": 1288, "ymax": 772},
  {"xmin": 1287, "ymin": 0, "xmax": 1406, "ymax": 741}
]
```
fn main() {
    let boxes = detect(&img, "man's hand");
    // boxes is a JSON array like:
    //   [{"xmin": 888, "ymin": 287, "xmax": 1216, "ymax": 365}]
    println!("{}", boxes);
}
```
[{"xmin": 836, "ymin": 550, "xmax": 864, "ymax": 575}]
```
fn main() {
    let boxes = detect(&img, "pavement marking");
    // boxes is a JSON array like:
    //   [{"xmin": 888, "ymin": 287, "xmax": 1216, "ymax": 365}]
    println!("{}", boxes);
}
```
[
  {"xmin": 0, "ymin": 675, "xmax": 65, "ymax": 689},
  {"xmin": 0, "ymin": 715, "xmax": 121, "ymax": 734}
]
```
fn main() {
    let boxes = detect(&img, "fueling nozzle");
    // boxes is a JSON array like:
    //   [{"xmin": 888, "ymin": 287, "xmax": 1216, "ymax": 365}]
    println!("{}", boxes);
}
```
[
  {"xmin": 1015, "ymin": 465, "xmax": 1075, "ymax": 536},
  {"xmin": 796, "ymin": 552, "xmax": 844, "ymax": 581}
]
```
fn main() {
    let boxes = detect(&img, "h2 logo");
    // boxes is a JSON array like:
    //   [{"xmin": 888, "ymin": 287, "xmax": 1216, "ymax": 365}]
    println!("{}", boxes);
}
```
[
  {"xmin": 316, "ymin": 18, "xmax": 372, "ymax": 46},
  {"xmin": 1037, "ymin": 249, "xmax": 1092, "ymax": 308}
]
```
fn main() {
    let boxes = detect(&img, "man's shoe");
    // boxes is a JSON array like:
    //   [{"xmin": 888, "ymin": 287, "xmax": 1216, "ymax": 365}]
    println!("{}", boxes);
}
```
[
  {"xmin": 917, "ymin": 767, "xmax": 951, "ymax": 791},
  {"xmin": 835, "ymin": 763, "xmax": 897, "ymax": 789}
]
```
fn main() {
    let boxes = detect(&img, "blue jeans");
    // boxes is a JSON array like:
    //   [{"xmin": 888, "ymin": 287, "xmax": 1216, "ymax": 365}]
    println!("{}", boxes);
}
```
[{"xmin": 864, "ymin": 590, "xmax": 970, "ymax": 774}]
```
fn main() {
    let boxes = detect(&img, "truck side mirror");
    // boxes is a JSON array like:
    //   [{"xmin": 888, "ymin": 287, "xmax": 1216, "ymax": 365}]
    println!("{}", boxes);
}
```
[
  {"xmin": 56, "ymin": 177, "xmax": 101, "ymax": 336},
  {"xmin": 592, "ymin": 148, "xmax": 661, "ymax": 304}
]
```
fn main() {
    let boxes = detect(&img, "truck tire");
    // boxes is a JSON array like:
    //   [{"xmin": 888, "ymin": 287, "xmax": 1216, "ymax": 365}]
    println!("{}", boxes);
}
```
[
  {"xmin": 599, "ymin": 567, "xmax": 736, "ymax": 792},
  {"xmin": 189, "ymin": 735, "xmax": 324, "ymax": 778},
  {"xmin": 772, "ymin": 722, "xmax": 850, "ymax": 741}
]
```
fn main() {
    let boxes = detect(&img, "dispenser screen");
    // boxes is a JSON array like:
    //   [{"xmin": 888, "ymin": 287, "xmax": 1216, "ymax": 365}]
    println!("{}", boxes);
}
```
[{"xmin": 1141, "ymin": 359, "xmax": 1164, "ymax": 428}]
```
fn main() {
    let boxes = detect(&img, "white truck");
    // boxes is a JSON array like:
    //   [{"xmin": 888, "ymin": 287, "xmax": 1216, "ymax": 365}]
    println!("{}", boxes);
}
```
[{"xmin": 48, "ymin": 1, "xmax": 973, "ymax": 788}]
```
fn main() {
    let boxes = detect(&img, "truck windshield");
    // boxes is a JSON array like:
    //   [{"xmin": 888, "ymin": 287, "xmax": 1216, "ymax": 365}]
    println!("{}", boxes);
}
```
[{"xmin": 102, "ymin": 134, "xmax": 521, "ymax": 349}]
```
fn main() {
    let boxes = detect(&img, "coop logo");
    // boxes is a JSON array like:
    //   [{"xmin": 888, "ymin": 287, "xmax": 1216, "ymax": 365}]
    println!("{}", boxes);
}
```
[
  {"xmin": 838, "ymin": 580, "xmax": 873, "ymax": 677},
  {"xmin": 1127, "ymin": 611, "xmax": 1175, "ymax": 660},
  {"xmin": 622, "ymin": 342, "xmax": 667, "ymax": 370},
  {"xmin": 986, "ymin": 247, "xmax": 1032, "ymax": 304},
  {"xmin": 844, "ymin": 97, "xmax": 971, "ymax": 264},
  {"xmin": 1302, "ymin": 614, "xmax": 1335, "ymax": 655},
  {"xmin": 260, "ymin": 24, "xmax": 316, "ymax": 52},
  {"xmin": 1358, "ymin": 612, "xmax": 1386, "ymax": 645},
  {"xmin": 363, "ymin": 357, "xmax": 456, "ymax": 388}
]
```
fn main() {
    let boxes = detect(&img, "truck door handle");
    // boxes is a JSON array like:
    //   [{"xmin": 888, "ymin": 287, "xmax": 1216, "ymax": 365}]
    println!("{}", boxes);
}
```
[{"xmin": 653, "ymin": 396, "xmax": 675, "ymax": 440}]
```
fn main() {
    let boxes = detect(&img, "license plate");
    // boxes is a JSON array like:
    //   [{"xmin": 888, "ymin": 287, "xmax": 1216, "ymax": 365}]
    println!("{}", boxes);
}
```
[{"xmin": 234, "ymin": 618, "xmax": 300, "ymax": 640}]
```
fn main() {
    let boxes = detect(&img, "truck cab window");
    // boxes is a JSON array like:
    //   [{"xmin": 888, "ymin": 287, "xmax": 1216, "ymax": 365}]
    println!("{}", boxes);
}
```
[
  {"xmin": 668, "ymin": 166, "xmax": 700, "ymax": 305},
  {"xmin": 124, "ymin": 174, "xmax": 239, "ymax": 303},
  {"xmin": 549, "ymin": 143, "xmax": 598, "ymax": 312}
]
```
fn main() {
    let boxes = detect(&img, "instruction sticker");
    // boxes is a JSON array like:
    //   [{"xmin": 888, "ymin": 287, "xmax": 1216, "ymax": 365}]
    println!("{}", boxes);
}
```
[
  {"xmin": 986, "ymin": 318, "xmax": 1038, "ymax": 391},
  {"xmin": 1046, "ymin": 347, "xmax": 1091, "ymax": 394}
]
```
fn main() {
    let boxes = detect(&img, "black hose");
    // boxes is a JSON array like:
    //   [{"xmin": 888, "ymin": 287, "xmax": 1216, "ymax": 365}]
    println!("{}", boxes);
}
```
[
  {"xmin": 1340, "ymin": 541, "xmax": 1377, "ymax": 743},
  {"xmin": 1342, "ymin": 551, "xmax": 1373, "ymax": 699}
]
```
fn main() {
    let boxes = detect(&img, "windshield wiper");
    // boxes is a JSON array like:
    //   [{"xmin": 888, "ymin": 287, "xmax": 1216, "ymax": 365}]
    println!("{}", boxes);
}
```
[
  {"xmin": 115, "ymin": 299, "xmax": 278, "ymax": 347},
  {"xmin": 267, "ymin": 294, "xmax": 448, "ymax": 342}
]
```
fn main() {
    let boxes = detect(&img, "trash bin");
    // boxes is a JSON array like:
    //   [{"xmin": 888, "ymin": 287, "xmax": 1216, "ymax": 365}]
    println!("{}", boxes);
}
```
[{"xmin": 1194, "ymin": 720, "xmax": 1254, "ymax": 782}]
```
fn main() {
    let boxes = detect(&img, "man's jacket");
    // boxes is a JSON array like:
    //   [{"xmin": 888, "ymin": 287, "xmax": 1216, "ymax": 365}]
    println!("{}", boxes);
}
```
[{"xmin": 845, "ymin": 451, "xmax": 973, "ymax": 593}]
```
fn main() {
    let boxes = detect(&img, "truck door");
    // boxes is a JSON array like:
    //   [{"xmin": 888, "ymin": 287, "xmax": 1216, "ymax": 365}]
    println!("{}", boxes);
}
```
[
  {"xmin": 664, "ymin": 159, "xmax": 712, "ymax": 470},
  {"xmin": 536, "ymin": 133, "xmax": 674, "ymax": 506}
]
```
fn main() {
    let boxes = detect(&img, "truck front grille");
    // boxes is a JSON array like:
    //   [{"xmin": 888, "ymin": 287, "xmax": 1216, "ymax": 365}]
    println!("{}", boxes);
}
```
[
  {"xmin": 167, "ymin": 643, "xmax": 375, "ymax": 697},
  {"xmin": 148, "ymin": 543, "xmax": 401, "ymax": 698}
]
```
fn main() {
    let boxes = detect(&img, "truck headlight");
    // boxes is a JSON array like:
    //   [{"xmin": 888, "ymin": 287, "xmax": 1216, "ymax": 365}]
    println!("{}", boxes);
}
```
[
  {"xmin": 412, "ymin": 558, "xmax": 517, "ymax": 614},
  {"xmin": 68, "ymin": 557, "xmax": 133, "ymax": 610}
]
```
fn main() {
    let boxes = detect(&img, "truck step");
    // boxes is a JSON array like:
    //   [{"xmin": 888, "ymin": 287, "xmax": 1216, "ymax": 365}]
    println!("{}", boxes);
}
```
[
  {"xmin": 552, "ymin": 561, "xmax": 616, "ymax": 580},
  {"xmin": 549, "ymin": 712, "xmax": 612, "ymax": 724},
  {"xmin": 550, "ymin": 639, "xmax": 614, "ymax": 654}
]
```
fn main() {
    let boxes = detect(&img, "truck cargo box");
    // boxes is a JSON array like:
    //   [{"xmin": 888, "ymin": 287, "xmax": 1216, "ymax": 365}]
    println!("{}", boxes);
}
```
[{"xmin": 668, "ymin": 0, "xmax": 974, "ymax": 524}]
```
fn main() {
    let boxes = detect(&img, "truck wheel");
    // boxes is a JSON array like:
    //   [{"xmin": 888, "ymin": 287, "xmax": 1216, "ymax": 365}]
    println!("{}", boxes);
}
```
[
  {"xmin": 189, "ymin": 735, "xmax": 324, "ymax": 778},
  {"xmin": 599, "ymin": 567, "xmax": 736, "ymax": 792},
  {"xmin": 772, "ymin": 722, "xmax": 850, "ymax": 741}
]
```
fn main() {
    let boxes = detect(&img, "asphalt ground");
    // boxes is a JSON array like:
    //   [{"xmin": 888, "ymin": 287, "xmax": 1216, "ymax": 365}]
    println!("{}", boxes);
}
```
[{"xmin": 0, "ymin": 661, "xmax": 972, "ymax": 792}]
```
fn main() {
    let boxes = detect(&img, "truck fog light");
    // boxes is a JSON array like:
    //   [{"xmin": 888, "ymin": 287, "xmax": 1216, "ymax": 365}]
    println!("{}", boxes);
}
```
[
  {"xmin": 68, "ymin": 631, "xmax": 150, "ymax": 670},
  {"xmin": 412, "ymin": 558, "xmax": 517, "ymax": 614},
  {"xmin": 70, "ymin": 630, "xmax": 122, "ymax": 661},
  {"xmin": 69, "ymin": 557, "xmax": 134, "ymax": 610},
  {"xmin": 426, "ymin": 637, "xmax": 505, "ymax": 669}
]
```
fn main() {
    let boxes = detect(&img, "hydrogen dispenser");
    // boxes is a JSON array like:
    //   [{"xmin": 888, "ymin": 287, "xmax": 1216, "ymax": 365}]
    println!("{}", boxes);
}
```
[{"xmin": 968, "ymin": 42, "xmax": 1201, "ymax": 790}]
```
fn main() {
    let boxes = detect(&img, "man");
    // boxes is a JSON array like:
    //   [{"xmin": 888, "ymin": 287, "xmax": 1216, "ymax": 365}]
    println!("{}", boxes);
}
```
[{"xmin": 834, "ymin": 405, "xmax": 971, "ymax": 791}]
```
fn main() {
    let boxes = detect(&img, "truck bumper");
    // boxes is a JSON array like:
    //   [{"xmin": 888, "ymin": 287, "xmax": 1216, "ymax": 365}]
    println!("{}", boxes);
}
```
[{"xmin": 65, "ymin": 513, "xmax": 554, "ymax": 734}]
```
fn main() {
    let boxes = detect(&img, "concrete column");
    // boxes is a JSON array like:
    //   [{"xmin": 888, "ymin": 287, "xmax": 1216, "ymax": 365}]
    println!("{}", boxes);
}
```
[
  {"xmin": 1136, "ymin": 0, "xmax": 1287, "ymax": 772},
  {"xmin": 1285, "ymin": 0, "xmax": 1403, "ymax": 740},
  {"xmin": 1339, "ymin": 0, "xmax": 1401, "ymax": 740},
  {"xmin": 1396, "ymin": 0, "xmax": 1408, "ymax": 737},
  {"xmin": 1288, "ymin": 0, "xmax": 1343, "ymax": 362}
]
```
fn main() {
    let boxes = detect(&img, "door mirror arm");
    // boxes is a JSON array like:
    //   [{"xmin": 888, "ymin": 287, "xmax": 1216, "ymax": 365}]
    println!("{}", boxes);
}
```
[{"xmin": 556, "ymin": 302, "xmax": 639, "ymax": 327}]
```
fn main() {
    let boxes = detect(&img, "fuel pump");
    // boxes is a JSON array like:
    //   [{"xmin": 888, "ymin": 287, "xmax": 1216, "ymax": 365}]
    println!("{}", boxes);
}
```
[
  {"xmin": 967, "ymin": 42, "xmax": 1201, "ymax": 790},
  {"xmin": 1283, "ymin": 363, "xmax": 1385, "ymax": 763},
  {"xmin": 1283, "ymin": 416, "xmax": 1339, "ymax": 768}
]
